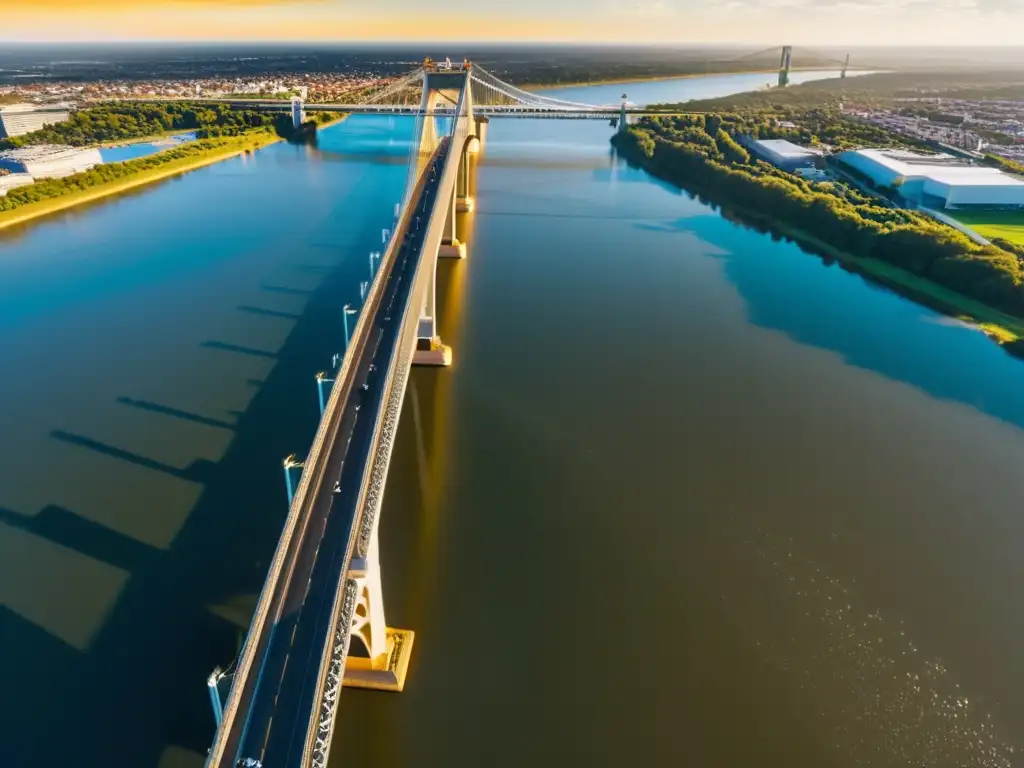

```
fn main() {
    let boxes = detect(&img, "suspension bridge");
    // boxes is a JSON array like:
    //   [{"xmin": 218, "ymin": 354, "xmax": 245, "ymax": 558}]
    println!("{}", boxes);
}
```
[
  {"xmin": 195, "ymin": 50, "xmax": 856, "ymax": 768},
  {"xmin": 120, "ymin": 46, "xmax": 855, "ymax": 129},
  {"xmin": 202, "ymin": 59, "xmax": 500, "ymax": 768}
]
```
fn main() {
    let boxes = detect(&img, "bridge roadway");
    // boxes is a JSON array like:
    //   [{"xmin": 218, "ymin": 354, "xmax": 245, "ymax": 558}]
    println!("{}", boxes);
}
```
[
  {"xmin": 109, "ymin": 97, "xmax": 641, "ymax": 116},
  {"xmin": 215, "ymin": 137, "xmax": 451, "ymax": 768}
]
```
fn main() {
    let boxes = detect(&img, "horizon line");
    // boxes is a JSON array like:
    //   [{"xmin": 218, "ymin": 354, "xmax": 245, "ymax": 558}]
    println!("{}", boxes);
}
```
[{"xmin": 1, "ymin": 40, "xmax": 1020, "ymax": 48}]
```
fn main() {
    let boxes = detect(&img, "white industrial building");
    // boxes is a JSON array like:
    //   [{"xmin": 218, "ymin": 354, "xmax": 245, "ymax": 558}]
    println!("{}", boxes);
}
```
[
  {"xmin": 0, "ymin": 145, "xmax": 103, "ymax": 179},
  {"xmin": 742, "ymin": 138, "xmax": 823, "ymax": 170},
  {"xmin": 0, "ymin": 173, "xmax": 35, "ymax": 196},
  {"xmin": 0, "ymin": 103, "xmax": 71, "ymax": 138},
  {"xmin": 838, "ymin": 148, "xmax": 1024, "ymax": 210}
]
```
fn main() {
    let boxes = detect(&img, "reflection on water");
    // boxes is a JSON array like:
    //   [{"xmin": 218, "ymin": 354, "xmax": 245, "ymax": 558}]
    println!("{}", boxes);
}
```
[
  {"xmin": 736, "ymin": 528, "xmax": 1014, "ymax": 767},
  {"xmin": 3, "ymin": 74, "xmax": 1024, "ymax": 768},
  {"xmin": 0, "ymin": 116, "xmax": 409, "ymax": 767},
  {"xmin": 334, "ymin": 115, "xmax": 1024, "ymax": 767}
]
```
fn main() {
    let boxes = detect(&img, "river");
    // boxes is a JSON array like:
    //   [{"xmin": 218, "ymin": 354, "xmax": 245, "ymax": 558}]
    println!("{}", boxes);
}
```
[{"xmin": 1, "ymin": 70, "xmax": 1023, "ymax": 768}]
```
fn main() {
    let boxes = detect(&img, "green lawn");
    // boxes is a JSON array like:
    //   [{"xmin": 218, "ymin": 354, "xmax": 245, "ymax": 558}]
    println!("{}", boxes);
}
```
[{"xmin": 948, "ymin": 210, "xmax": 1024, "ymax": 245}]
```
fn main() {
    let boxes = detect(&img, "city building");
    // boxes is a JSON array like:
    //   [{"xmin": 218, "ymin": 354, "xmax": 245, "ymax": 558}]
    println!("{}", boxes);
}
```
[
  {"xmin": 838, "ymin": 148, "xmax": 1024, "ymax": 210},
  {"xmin": 741, "ymin": 138, "xmax": 823, "ymax": 170},
  {"xmin": 0, "ymin": 145, "xmax": 103, "ymax": 178},
  {"xmin": 0, "ymin": 172, "xmax": 35, "ymax": 196},
  {"xmin": 0, "ymin": 103, "xmax": 70, "ymax": 138}
]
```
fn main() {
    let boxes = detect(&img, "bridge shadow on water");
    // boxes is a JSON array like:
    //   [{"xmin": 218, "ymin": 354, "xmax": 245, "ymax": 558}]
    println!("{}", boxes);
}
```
[
  {"xmin": 0, "ymin": 259, "xmax": 367, "ymax": 767},
  {"xmin": 631, "ymin": 182, "xmax": 1024, "ymax": 435}
]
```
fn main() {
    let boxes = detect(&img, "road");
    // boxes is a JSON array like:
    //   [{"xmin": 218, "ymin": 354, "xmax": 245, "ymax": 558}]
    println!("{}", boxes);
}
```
[{"xmin": 220, "ymin": 137, "xmax": 451, "ymax": 768}]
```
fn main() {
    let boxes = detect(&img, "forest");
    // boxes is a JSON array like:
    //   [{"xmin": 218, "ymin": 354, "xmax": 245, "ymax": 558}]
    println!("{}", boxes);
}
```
[{"xmin": 614, "ymin": 113, "xmax": 1024, "ymax": 318}]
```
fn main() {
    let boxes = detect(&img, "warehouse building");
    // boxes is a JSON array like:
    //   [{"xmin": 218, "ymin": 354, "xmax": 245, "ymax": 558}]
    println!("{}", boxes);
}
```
[
  {"xmin": 0, "ymin": 173, "xmax": 35, "ymax": 196},
  {"xmin": 740, "ymin": 137, "xmax": 823, "ymax": 171},
  {"xmin": 0, "ymin": 145, "xmax": 103, "ymax": 178},
  {"xmin": 0, "ymin": 103, "xmax": 71, "ymax": 138},
  {"xmin": 838, "ymin": 148, "xmax": 1024, "ymax": 210}
]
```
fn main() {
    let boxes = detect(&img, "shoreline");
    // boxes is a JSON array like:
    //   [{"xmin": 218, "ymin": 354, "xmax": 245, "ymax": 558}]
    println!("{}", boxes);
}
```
[
  {"xmin": 96, "ymin": 129, "xmax": 197, "ymax": 149},
  {"xmin": 0, "ymin": 114, "xmax": 350, "ymax": 233},
  {"xmin": 0, "ymin": 132, "xmax": 282, "ymax": 233},
  {"xmin": 613, "ymin": 140, "xmax": 1024, "ymax": 351},
  {"xmin": 526, "ymin": 67, "xmax": 866, "ymax": 93}
]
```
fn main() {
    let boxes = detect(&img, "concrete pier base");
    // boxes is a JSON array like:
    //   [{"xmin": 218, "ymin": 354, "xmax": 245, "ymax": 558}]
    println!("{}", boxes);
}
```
[
  {"xmin": 439, "ymin": 239, "xmax": 466, "ymax": 259},
  {"xmin": 456, "ymin": 196, "xmax": 474, "ymax": 213},
  {"xmin": 413, "ymin": 337, "xmax": 453, "ymax": 367},
  {"xmin": 343, "ymin": 628, "xmax": 415, "ymax": 692}
]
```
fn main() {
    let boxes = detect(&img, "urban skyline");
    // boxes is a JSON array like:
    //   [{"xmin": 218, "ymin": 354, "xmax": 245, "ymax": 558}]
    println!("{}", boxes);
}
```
[{"xmin": 4, "ymin": 0, "xmax": 1024, "ymax": 46}]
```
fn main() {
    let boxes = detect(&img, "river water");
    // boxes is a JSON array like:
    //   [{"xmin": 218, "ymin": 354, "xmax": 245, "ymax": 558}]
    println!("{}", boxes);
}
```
[{"xmin": 1, "ymin": 71, "xmax": 1023, "ymax": 768}]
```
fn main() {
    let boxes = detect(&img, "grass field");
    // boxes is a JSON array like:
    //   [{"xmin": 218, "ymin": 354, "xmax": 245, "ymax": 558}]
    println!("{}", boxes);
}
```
[{"xmin": 948, "ymin": 210, "xmax": 1024, "ymax": 245}]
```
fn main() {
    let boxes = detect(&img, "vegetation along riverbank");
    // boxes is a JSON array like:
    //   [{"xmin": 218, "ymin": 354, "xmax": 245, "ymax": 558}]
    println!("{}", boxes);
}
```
[
  {"xmin": 612, "ymin": 112, "xmax": 1024, "ymax": 355},
  {"xmin": 0, "ymin": 103, "xmax": 343, "ymax": 231},
  {"xmin": 0, "ymin": 132, "xmax": 280, "ymax": 231}
]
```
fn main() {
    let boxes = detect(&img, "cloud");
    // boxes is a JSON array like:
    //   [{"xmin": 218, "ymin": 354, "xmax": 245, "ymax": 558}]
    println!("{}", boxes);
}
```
[{"xmin": 974, "ymin": 0, "xmax": 1018, "ymax": 10}]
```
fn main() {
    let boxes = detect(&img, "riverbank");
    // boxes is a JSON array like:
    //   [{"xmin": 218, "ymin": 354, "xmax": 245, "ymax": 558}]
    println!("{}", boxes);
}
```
[
  {"xmin": 526, "ymin": 67, "xmax": 866, "ymax": 93},
  {"xmin": 96, "ymin": 129, "xmax": 195, "ymax": 149},
  {"xmin": 613, "ymin": 134, "xmax": 1024, "ymax": 353},
  {"xmin": 0, "ymin": 131, "xmax": 281, "ymax": 232}
]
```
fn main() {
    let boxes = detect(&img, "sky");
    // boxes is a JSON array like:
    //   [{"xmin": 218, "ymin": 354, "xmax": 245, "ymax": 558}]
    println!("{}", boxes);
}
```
[{"xmin": 3, "ymin": 0, "xmax": 1023, "ymax": 45}]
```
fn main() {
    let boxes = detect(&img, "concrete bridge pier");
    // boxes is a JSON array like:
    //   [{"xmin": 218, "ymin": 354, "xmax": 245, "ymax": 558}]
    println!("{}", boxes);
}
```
[
  {"xmin": 440, "ymin": 142, "xmax": 471, "ymax": 259},
  {"xmin": 414, "ymin": 214, "xmax": 453, "ymax": 366},
  {"xmin": 413, "ymin": 256, "xmax": 453, "ymax": 366},
  {"xmin": 342, "ymin": 530, "xmax": 414, "ymax": 691},
  {"xmin": 465, "ymin": 114, "xmax": 488, "ymax": 155},
  {"xmin": 455, "ymin": 149, "xmax": 474, "ymax": 213},
  {"xmin": 459, "ymin": 116, "xmax": 486, "ymax": 213}
]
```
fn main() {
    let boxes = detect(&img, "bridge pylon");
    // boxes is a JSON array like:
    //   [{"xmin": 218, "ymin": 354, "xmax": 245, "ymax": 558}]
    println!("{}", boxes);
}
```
[
  {"xmin": 412, "ymin": 62, "xmax": 484, "ymax": 366},
  {"xmin": 342, "ymin": 529, "xmax": 415, "ymax": 691},
  {"xmin": 291, "ymin": 96, "xmax": 305, "ymax": 129},
  {"xmin": 778, "ymin": 46, "xmax": 793, "ymax": 88}
]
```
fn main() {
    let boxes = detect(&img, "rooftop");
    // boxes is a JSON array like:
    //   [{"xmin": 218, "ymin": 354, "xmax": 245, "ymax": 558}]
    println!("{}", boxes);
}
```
[
  {"xmin": 850, "ymin": 148, "xmax": 1024, "ymax": 187},
  {"xmin": 754, "ymin": 139, "xmax": 822, "ymax": 159},
  {"xmin": 0, "ymin": 145, "xmax": 99, "ymax": 162},
  {"xmin": 0, "ymin": 103, "xmax": 41, "ymax": 114}
]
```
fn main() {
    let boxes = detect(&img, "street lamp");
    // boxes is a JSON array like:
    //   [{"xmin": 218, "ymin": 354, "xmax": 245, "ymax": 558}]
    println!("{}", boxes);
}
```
[
  {"xmin": 342, "ymin": 303, "xmax": 358, "ymax": 349},
  {"xmin": 207, "ymin": 667, "xmax": 226, "ymax": 727},
  {"xmin": 359, "ymin": 280, "xmax": 368, "ymax": 300},
  {"xmin": 315, "ymin": 371, "xmax": 334, "ymax": 416},
  {"xmin": 282, "ymin": 454, "xmax": 305, "ymax": 506}
]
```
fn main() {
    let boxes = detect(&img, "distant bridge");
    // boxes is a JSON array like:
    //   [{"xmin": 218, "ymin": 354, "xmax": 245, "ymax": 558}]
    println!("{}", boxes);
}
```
[{"xmin": 113, "ymin": 46, "xmax": 857, "ymax": 130}]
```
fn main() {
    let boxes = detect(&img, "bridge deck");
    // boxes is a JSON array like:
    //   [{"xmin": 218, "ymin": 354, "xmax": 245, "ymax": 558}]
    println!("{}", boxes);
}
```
[{"xmin": 214, "ymin": 138, "xmax": 452, "ymax": 768}]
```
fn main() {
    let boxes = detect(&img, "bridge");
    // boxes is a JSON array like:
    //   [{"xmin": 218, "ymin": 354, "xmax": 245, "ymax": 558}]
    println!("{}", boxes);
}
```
[
  {"xmin": 199, "ymin": 50, "xmax": 858, "ymax": 768},
  {"xmin": 201, "ymin": 59, "xmax": 510, "ymax": 768},
  {"xmin": 116, "ymin": 47, "xmax": 857, "ymax": 134},
  {"xmin": 121, "ymin": 58, "xmax": 637, "ymax": 128}
]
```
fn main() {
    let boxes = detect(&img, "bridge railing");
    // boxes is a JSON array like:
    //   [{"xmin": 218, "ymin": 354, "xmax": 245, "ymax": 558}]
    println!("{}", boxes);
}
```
[
  {"xmin": 204, "ymin": 107, "xmax": 452, "ymax": 768},
  {"xmin": 302, "ymin": 90, "xmax": 470, "ymax": 768}
]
